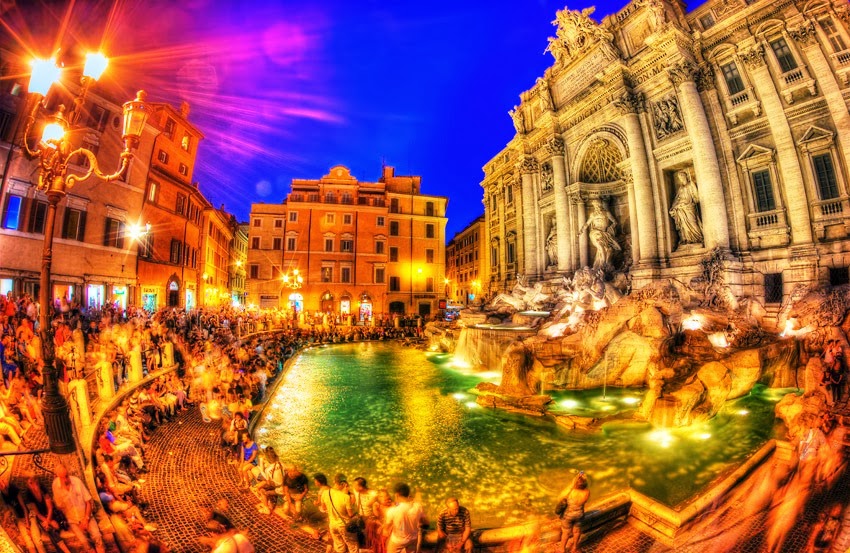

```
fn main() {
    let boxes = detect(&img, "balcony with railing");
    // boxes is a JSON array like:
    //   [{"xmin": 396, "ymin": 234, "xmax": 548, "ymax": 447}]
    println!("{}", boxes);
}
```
[
  {"xmin": 778, "ymin": 65, "xmax": 816, "ymax": 103},
  {"xmin": 746, "ymin": 207, "xmax": 789, "ymax": 249},
  {"xmin": 723, "ymin": 86, "xmax": 761, "ymax": 125},
  {"xmin": 811, "ymin": 196, "xmax": 850, "ymax": 241},
  {"xmin": 831, "ymin": 49, "xmax": 850, "ymax": 84}
]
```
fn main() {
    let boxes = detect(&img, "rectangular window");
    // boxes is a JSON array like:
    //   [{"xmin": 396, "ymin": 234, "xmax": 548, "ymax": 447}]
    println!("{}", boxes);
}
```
[
  {"xmin": 375, "ymin": 240, "xmax": 385, "ymax": 254},
  {"xmin": 376, "ymin": 216, "xmax": 385, "ymax": 226},
  {"xmin": 249, "ymin": 264, "xmax": 259, "ymax": 279},
  {"xmin": 390, "ymin": 198, "xmax": 400, "ymax": 213},
  {"xmin": 426, "ymin": 224, "xmax": 435, "ymax": 239},
  {"xmin": 326, "ymin": 213, "xmax": 335, "ymax": 224},
  {"xmin": 321, "ymin": 267, "xmax": 333, "ymax": 282},
  {"xmin": 341, "ymin": 267, "xmax": 351, "ymax": 283},
  {"xmin": 426, "ymin": 277, "xmax": 434, "ymax": 292},
  {"xmin": 341, "ymin": 239, "xmax": 353, "ymax": 252},
  {"xmin": 721, "ymin": 62, "xmax": 745, "ymax": 95},
  {"xmin": 251, "ymin": 236, "xmax": 260, "ymax": 249},
  {"xmin": 289, "ymin": 211, "xmax": 298, "ymax": 222},
  {"xmin": 389, "ymin": 221, "xmax": 399, "ymax": 236},
  {"xmin": 770, "ymin": 38, "xmax": 798, "ymax": 73},
  {"xmin": 343, "ymin": 214, "xmax": 352, "ymax": 225},
  {"xmin": 813, "ymin": 153, "xmax": 839, "ymax": 200},
  {"xmin": 389, "ymin": 276, "xmax": 400, "ymax": 291},
  {"xmin": 139, "ymin": 233, "xmax": 153, "ymax": 258},
  {"xmin": 176, "ymin": 194, "xmax": 186, "ymax": 216},
  {"xmin": 103, "ymin": 218, "xmax": 125, "ymax": 248},
  {"xmin": 164, "ymin": 118, "xmax": 175, "ymax": 140},
  {"xmin": 820, "ymin": 18, "xmax": 847, "ymax": 53},
  {"xmin": 491, "ymin": 247, "xmax": 498, "ymax": 267},
  {"xmin": 157, "ymin": 149, "xmax": 169, "ymax": 164},
  {"xmin": 507, "ymin": 242, "xmax": 516, "ymax": 263},
  {"xmin": 61, "ymin": 208, "xmax": 86, "ymax": 241},
  {"xmin": 253, "ymin": 218, "xmax": 261, "ymax": 227},
  {"xmin": 148, "ymin": 182, "xmax": 157, "ymax": 203},
  {"xmin": 1, "ymin": 194, "xmax": 23, "ymax": 230},
  {"xmin": 426, "ymin": 202, "xmax": 435, "ymax": 216},
  {"xmin": 28, "ymin": 200, "xmax": 47, "ymax": 234},
  {"xmin": 181, "ymin": 132, "xmax": 191, "ymax": 151},
  {"xmin": 324, "ymin": 238, "xmax": 334, "ymax": 252},
  {"xmin": 287, "ymin": 237, "xmax": 296, "ymax": 250},
  {"xmin": 699, "ymin": 13, "xmax": 715, "ymax": 30},
  {"xmin": 764, "ymin": 273, "xmax": 783, "ymax": 304},
  {"xmin": 506, "ymin": 187, "xmax": 513, "ymax": 204},
  {"xmin": 178, "ymin": 163, "xmax": 188, "ymax": 176},
  {"xmin": 170, "ymin": 239, "xmax": 182, "ymax": 264},
  {"xmin": 389, "ymin": 247, "xmax": 399, "ymax": 262},
  {"xmin": 274, "ymin": 219, "xmax": 283, "ymax": 228},
  {"xmin": 751, "ymin": 170, "xmax": 776, "ymax": 212},
  {"xmin": 426, "ymin": 249, "xmax": 434, "ymax": 263},
  {"xmin": 375, "ymin": 268, "xmax": 385, "ymax": 284},
  {"xmin": 273, "ymin": 237, "xmax": 282, "ymax": 250}
]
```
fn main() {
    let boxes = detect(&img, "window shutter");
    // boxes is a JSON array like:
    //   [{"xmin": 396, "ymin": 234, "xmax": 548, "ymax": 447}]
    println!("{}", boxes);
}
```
[{"xmin": 78, "ymin": 210, "xmax": 87, "ymax": 241}]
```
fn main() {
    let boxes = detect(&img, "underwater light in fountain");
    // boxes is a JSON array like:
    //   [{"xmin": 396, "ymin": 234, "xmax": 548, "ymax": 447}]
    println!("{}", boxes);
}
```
[
  {"xmin": 621, "ymin": 396, "xmax": 641, "ymax": 406},
  {"xmin": 647, "ymin": 429, "xmax": 676, "ymax": 448},
  {"xmin": 560, "ymin": 399, "xmax": 580, "ymax": 409}
]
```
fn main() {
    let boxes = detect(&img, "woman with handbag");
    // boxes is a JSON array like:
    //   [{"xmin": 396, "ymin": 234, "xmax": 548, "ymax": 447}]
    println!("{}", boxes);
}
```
[{"xmin": 556, "ymin": 472, "xmax": 589, "ymax": 553}]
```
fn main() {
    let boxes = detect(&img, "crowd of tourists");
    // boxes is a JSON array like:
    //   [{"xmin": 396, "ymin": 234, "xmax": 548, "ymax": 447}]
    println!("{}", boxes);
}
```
[{"xmin": 0, "ymin": 291, "xmax": 451, "ymax": 553}]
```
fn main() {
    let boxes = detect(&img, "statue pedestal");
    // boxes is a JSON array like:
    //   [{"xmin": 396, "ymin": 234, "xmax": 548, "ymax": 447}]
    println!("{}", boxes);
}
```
[
  {"xmin": 128, "ymin": 349, "xmax": 144, "ymax": 384},
  {"xmin": 68, "ymin": 379, "xmax": 92, "ymax": 429}
]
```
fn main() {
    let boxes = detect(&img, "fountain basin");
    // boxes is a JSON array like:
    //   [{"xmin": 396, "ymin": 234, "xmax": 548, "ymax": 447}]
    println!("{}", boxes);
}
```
[{"xmin": 255, "ymin": 343, "xmax": 787, "ymax": 528}]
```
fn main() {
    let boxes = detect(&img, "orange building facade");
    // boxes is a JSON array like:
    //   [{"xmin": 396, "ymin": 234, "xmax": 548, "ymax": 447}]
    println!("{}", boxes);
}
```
[
  {"xmin": 136, "ymin": 102, "xmax": 206, "ymax": 310},
  {"xmin": 247, "ymin": 165, "xmax": 447, "ymax": 319}
]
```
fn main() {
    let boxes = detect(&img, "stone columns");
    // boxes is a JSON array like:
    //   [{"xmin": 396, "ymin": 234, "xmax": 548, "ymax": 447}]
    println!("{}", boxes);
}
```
[
  {"xmin": 791, "ymin": 21, "xmax": 850, "ymax": 188},
  {"xmin": 738, "ymin": 45, "xmax": 814, "ymax": 245},
  {"xmin": 668, "ymin": 62, "xmax": 731, "ymax": 250},
  {"xmin": 519, "ymin": 155, "xmax": 541, "ymax": 277},
  {"xmin": 546, "ymin": 136, "xmax": 572, "ymax": 272},
  {"xmin": 575, "ymin": 197, "xmax": 588, "ymax": 267},
  {"xmin": 614, "ymin": 90, "xmax": 659, "ymax": 264}
]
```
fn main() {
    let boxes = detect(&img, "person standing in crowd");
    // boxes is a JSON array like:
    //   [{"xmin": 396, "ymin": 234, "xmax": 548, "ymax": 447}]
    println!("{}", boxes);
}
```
[
  {"xmin": 436, "ymin": 497, "xmax": 472, "ymax": 553},
  {"xmin": 318, "ymin": 474, "xmax": 358, "ymax": 553},
  {"xmin": 384, "ymin": 482, "xmax": 428, "ymax": 553},
  {"xmin": 556, "ymin": 472, "xmax": 590, "ymax": 553}
]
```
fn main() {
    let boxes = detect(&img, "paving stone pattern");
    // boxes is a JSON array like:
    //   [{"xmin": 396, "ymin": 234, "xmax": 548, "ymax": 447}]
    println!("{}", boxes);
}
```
[{"xmin": 140, "ymin": 410, "xmax": 325, "ymax": 553}]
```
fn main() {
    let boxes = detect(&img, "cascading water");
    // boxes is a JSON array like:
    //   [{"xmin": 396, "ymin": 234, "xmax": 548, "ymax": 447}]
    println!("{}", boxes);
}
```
[{"xmin": 453, "ymin": 325, "xmax": 537, "ymax": 370}]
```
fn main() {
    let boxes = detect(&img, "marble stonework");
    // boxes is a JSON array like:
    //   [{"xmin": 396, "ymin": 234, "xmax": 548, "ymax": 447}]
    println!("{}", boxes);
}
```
[{"xmin": 481, "ymin": 0, "xmax": 850, "ymax": 311}]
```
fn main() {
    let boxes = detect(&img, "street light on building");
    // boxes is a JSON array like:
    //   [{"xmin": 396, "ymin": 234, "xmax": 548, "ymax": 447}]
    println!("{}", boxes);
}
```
[
  {"xmin": 22, "ymin": 53, "xmax": 150, "ymax": 454},
  {"xmin": 281, "ymin": 268, "xmax": 303, "ymax": 290}
]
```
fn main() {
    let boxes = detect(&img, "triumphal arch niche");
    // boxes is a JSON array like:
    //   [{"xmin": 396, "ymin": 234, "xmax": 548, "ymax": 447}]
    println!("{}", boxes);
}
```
[{"xmin": 482, "ymin": 0, "xmax": 850, "ymax": 308}]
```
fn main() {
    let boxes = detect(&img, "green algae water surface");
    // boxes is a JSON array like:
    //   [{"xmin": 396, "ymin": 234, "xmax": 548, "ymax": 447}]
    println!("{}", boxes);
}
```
[{"xmin": 255, "ymin": 342, "xmax": 787, "ymax": 528}]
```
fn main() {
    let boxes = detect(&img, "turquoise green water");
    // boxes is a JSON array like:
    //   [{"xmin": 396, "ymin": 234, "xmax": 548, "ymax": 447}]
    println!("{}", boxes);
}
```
[{"xmin": 255, "ymin": 343, "xmax": 789, "ymax": 528}]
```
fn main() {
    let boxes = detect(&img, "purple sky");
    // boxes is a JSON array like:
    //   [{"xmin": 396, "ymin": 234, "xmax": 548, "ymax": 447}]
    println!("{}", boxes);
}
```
[{"xmin": 5, "ymin": 0, "xmax": 693, "ymax": 238}]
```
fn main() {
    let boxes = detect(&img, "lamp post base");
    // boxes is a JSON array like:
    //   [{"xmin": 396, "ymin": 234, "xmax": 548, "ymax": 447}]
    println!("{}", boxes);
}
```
[{"xmin": 40, "ymin": 363, "xmax": 76, "ymax": 455}]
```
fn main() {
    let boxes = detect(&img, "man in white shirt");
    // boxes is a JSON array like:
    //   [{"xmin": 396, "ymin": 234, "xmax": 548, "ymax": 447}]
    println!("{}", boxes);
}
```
[
  {"xmin": 384, "ymin": 482, "xmax": 428, "ymax": 553},
  {"xmin": 52, "ymin": 465, "xmax": 105, "ymax": 553},
  {"xmin": 318, "ymin": 473, "xmax": 358, "ymax": 553}
]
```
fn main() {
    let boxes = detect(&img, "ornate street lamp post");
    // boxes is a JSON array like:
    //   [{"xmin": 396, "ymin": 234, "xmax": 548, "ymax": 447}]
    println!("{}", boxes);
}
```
[{"xmin": 22, "ymin": 53, "xmax": 150, "ymax": 454}]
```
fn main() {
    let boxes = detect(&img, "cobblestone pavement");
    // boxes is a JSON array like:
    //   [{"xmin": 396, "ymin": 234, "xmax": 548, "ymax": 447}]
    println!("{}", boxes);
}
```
[{"xmin": 140, "ymin": 409, "xmax": 326, "ymax": 553}]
